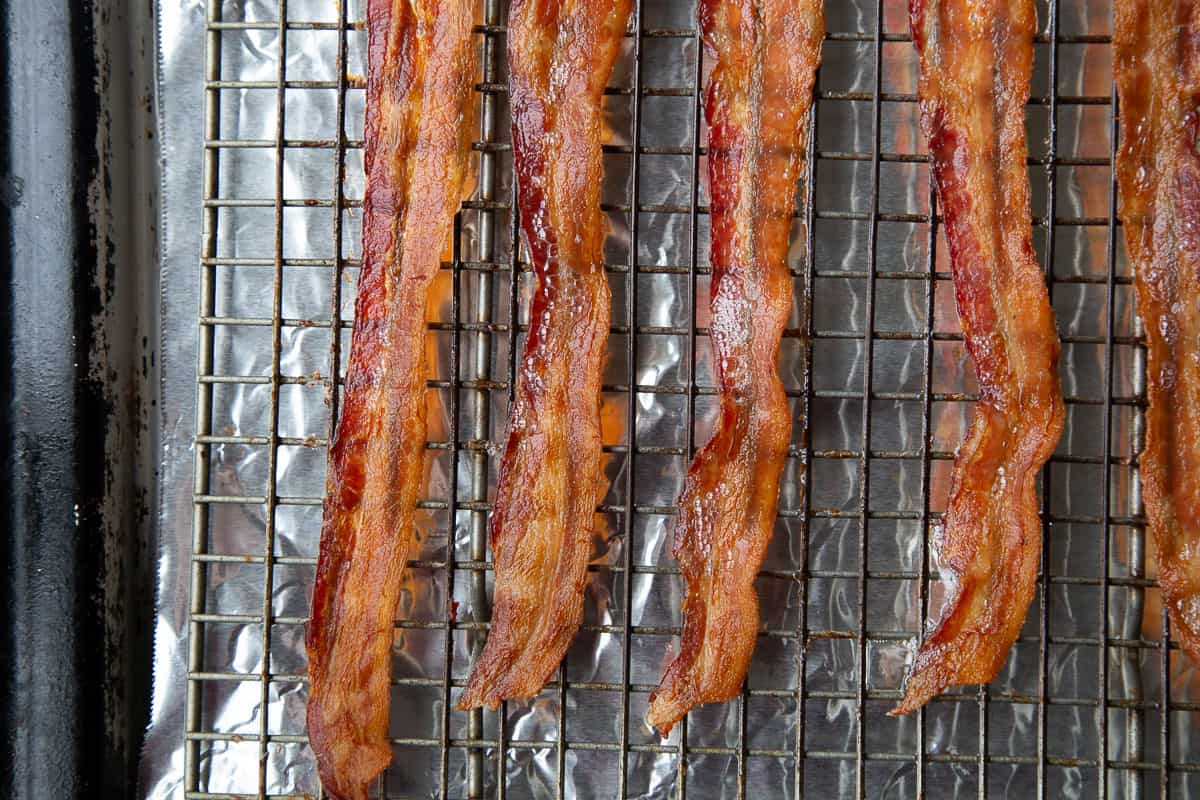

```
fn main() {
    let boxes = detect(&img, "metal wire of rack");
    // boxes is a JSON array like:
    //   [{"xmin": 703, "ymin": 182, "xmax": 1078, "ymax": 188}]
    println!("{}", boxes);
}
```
[{"xmin": 181, "ymin": 0, "xmax": 1200, "ymax": 797}]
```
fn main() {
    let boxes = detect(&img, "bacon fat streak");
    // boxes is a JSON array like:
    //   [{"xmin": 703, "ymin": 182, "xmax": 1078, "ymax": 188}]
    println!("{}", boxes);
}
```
[
  {"xmin": 892, "ymin": 0, "xmax": 1065, "ymax": 715},
  {"xmin": 1114, "ymin": 0, "xmax": 1200, "ymax": 665},
  {"xmin": 645, "ymin": 0, "xmax": 823, "ymax": 735},
  {"xmin": 456, "ymin": 0, "xmax": 633, "ymax": 711},
  {"xmin": 305, "ymin": 2, "xmax": 474, "ymax": 797}
]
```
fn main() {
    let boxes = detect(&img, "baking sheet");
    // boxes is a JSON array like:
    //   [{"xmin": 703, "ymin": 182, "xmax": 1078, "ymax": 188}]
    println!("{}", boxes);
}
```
[{"xmin": 140, "ymin": 0, "xmax": 1200, "ymax": 797}]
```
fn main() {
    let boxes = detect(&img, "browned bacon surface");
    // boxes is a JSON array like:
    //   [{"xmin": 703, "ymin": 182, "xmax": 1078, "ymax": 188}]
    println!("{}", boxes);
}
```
[
  {"xmin": 305, "ymin": 2, "xmax": 474, "ymax": 797},
  {"xmin": 891, "ymin": 0, "xmax": 1065, "ymax": 715},
  {"xmin": 455, "ymin": 0, "xmax": 632, "ymax": 710},
  {"xmin": 644, "ymin": 0, "xmax": 823, "ymax": 735},
  {"xmin": 1114, "ymin": 0, "xmax": 1200, "ymax": 665}
]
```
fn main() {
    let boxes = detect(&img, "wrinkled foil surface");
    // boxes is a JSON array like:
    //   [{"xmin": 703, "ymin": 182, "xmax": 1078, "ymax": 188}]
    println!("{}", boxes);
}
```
[{"xmin": 142, "ymin": 0, "xmax": 1200, "ymax": 797}]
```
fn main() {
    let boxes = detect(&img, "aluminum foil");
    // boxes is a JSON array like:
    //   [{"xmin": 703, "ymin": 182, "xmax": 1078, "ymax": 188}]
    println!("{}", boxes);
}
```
[{"xmin": 141, "ymin": 0, "xmax": 1200, "ymax": 797}]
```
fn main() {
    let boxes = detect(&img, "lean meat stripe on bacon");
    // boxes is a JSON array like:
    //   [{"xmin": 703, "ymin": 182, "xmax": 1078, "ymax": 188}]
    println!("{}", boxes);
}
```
[
  {"xmin": 892, "ymin": 0, "xmax": 1065, "ymax": 715},
  {"xmin": 645, "ymin": 0, "xmax": 823, "ymax": 735},
  {"xmin": 455, "ymin": 0, "xmax": 633, "ymax": 711},
  {"xmin": 1113, "ymin": 0, "xmax": 1200, "ymax": 665},
  {"xmin": 304, "ymin": 2, "xmax": 474, "ymax": 798}
]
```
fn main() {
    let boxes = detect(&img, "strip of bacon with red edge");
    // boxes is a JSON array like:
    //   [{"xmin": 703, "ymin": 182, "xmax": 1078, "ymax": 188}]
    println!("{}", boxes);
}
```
[
  {"xmin": 455, "ymin": 0, "xmax": 633, "ymax": 711},
  {"xmin": 891, "ymin": 0, "xmax": 1064, "ymax": 716},
  {"xmin": 645, "ymin": 0, "xmax": 823, "ymax": 735},
  {"xmin": 305, "ymin": 2, "xmax": 474, "ymax": 798}
]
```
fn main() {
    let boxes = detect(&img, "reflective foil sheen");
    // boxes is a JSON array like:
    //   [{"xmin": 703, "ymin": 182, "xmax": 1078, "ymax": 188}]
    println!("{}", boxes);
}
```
[{"xmin": 143, "ymin": 0, "xmax": 1200, "ymax": 798}]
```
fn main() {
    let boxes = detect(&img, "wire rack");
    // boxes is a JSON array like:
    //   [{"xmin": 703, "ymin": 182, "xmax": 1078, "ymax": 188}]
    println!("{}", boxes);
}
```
[{"xmin": 183, "ymin": 0, "xmax": 1200, "ymax": 797}]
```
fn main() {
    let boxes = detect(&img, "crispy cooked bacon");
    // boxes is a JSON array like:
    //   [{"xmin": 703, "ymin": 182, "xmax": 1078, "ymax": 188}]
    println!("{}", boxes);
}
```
[
  {"xmin": 644, "ymin": 0, "xmax": 823, "ymax": 735},
  {"xmin": 455, "ymin": 0, "xmax": 632, "ymax": 710},
  {"xmin": 304, "ymin": 2, "xmax": 474, "ymax": 797},
  {"xmin": 891, "ymin": 0, "xmax": 1065, "ymax": 715},
  {"xmin": 1113, "ymin": 0, "xmax": 1200, "ymax": 665}
]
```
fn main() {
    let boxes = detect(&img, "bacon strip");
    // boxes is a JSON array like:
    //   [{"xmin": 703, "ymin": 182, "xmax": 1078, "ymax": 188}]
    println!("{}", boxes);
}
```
[
  {"xmin": 1114, "ymin": 0, "xmax": 1200, "ymax": 665},
  {"xmin": 455, "ymin": 0, "xmax": 632, "ymax": 710},
  {"xmin": 305, "ymin": 2, "xmax": 474, "ymax": 797},
  {"xmin": 891, "ymin": 0, "xmax": 1065, "ymax": 715},
  {"xmin": 644, "ymin": 0, "xmax": 823, "ymax": 735}
]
